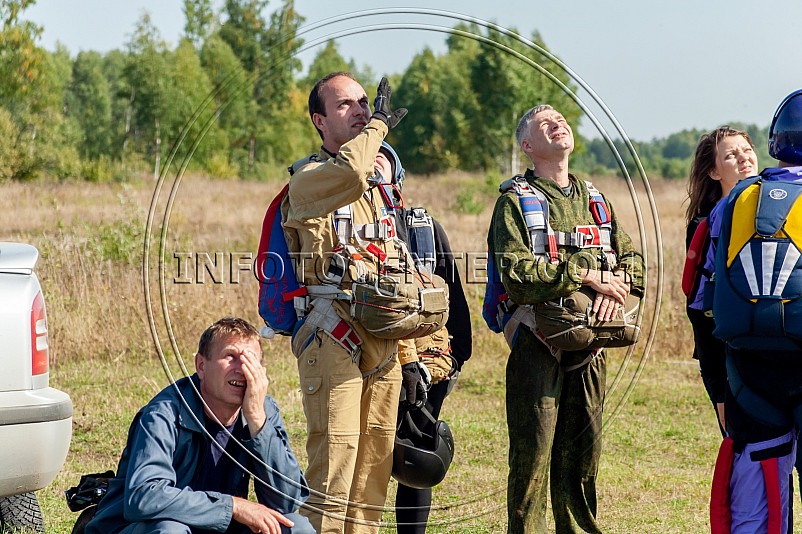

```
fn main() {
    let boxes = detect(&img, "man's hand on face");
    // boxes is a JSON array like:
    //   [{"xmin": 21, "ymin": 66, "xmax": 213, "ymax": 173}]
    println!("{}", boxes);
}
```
[
  {"xmin": 372, "ymin": 77, "xmax": 407, "ymax": 130},
  {"xmin": 240, "ymin": 348, "xmax": 269, "ymax": 438},
  {"xmin": 232, "ymin": 497, "xmax": 293, "ymax": 534}
]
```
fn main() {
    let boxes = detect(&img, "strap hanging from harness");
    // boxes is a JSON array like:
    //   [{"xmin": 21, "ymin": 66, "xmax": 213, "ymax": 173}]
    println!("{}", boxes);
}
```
[
  {"xmin": 710, "ymin": 433, "xmax": 794, "ymax": 534},
  {"xmin": 500, "ymin": 303, "xmax": 601, "ymax": 370},
  {"xmin": 300, "ymin": 287, "xmax": 361, "ymax": 358},
  {"xmin": 333, "ymin": 205, "xmax": 354, "ymax": 246},
  {"xmin": 761, "ymin": 457, "xmax": 783, "ymax": 534}
]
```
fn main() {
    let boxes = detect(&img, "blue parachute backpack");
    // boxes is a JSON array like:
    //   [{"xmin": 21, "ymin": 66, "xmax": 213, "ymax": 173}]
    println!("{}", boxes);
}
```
[
  {"xmin": 256, "ymin": 184, "xmax": 305, "ymax": 335},
  {"xmin": 482, "ymin": 251, "xmax": 514, "ymax": 334},
  {"xmin": 483, "ymin": 176, "xmax": 552, "ymax": 334},
  {"xmin": 712, "ymin": 167, "xmax": 802, "ymax": 350}
]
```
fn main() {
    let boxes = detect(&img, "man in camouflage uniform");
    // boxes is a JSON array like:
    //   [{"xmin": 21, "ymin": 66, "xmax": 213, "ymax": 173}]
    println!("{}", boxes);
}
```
[
  {"xmin": 487, "ymin": 105, "xmax": 644, "ymax": 533},
  {"xmin": 282, "ymin": 72, "xmax": 423, "ymax": 534}
]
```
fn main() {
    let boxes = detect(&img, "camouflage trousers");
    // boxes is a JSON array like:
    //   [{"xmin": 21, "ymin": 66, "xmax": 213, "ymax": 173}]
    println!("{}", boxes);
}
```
[{"xmin": 506, "ymin": 328, "xmax": 606, "ymax": 534}]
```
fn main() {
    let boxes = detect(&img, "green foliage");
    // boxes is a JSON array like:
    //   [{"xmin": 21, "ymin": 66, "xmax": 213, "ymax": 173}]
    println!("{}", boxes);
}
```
[
  {"xmin": 216, "ymin": 0, "xmax": 304, "ymax": 173},
  {"xmin": 67, "ymin": 51, "xmax": 112, "ymax": 159},
  {"xmin": 393, "ymin": 24, "xmax": 485, "ymax": 174},
  {"xmin": 0, "ymin": 106, "xmax": 19, "ymax": 181},
  {"xmin": 394, "ymin": 48, "xmax": 466, "ymax": 173},
  {"xmin": 81, "ymin": 155, "xmax": 113, "ymax": 182},
  {"xmin": 454, "ymin": 186, "xmax": 485, "ymax": 215},
  {"xmin": 122, "ymin": 12, "xmax": 173, "ymax": 156},
  {"xmin": 453, "ymin": 172, "xmax": 501, "ymax": 215},
  {"xmin": 183, "ymin": 0, "xmax": 215, "ymax": 50},
  {"xmin": 200, "ymin": 33, "xmax": 256, "ymax": 158},
  {"xmin": 573, "ymin": 123, "xmax": 771, "ymax": 179},
  {"xmin": 0, "ymin": 0, "xmax": 43, "ymax": 113},
  {"xmin": 83, "ymin": 191, "xmax": 143, "ymax": 263},
  {"xmin": 219, "ymin": 0, "xmax": 270, "ymax": 75},
  {"xmin": 170, "ymin": 38, "xmax": 223, "ymax": 165},
  {"xmin": 394, "ymin": 24, "xmax": 581, "ymax": 175},
  {"xmin": 304, "ymin": 41, "xmax": 350, "ymax": 87},
  {"xmin": 0, "ymin": 5, "xmax": 777, "ymax": 183}
]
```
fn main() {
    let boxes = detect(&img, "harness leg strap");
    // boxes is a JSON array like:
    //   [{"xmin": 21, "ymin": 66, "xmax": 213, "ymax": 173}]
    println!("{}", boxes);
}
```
[
  {"xmin": 303, "ymin": 296, "xmax": 363, "ymax": 363},
  {"xmin": 710, "ymin": 436, "xmax": 734, "ymax": 534},
  {"xmin": 760, "ymin": 458, "xmax": 782, "ymax": 534}
]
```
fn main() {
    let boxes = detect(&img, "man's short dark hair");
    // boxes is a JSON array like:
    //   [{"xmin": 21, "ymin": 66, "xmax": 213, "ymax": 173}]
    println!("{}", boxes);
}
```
[
  {"xmin": 308, "ymin": 71, "xmax": 357, "ymax": 141},
  {"xmin": 197, "ymin": 317, "xmax": 260, "ymax": 359}
]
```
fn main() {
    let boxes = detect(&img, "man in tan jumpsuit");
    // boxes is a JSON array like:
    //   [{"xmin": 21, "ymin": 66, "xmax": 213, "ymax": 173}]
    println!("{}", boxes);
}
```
[{"xmin": 281, "ymin": 72, "xmax": 420, "ymax": 534}]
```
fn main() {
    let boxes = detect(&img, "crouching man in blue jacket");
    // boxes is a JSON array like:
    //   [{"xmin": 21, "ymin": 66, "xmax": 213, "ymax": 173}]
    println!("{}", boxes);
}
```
[{"xmin": 86, "ymin": 317, "xmax": 314, "ymax": 534}]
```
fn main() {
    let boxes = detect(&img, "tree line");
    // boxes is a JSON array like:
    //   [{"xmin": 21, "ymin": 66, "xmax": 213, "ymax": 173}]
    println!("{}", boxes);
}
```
[{"xmin": 0, "ymin": 0, "xmax": 770, "ymax": 182}]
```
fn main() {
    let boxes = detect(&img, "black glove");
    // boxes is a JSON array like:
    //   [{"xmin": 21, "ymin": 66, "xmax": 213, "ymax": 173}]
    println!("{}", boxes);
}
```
[
  {"xmin": 401, "ymin": 362, "xmax": 428, "ymax": 409},
  {"xmin": 372, "ymin": 76, "xmax": 407, "ymax": 130}
]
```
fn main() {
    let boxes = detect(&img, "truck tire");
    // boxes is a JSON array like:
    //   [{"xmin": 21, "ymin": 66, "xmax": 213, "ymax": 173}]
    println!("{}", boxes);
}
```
[{"xmin": 0, "ymin": 492, "xmax": 45, "ymax": 532}]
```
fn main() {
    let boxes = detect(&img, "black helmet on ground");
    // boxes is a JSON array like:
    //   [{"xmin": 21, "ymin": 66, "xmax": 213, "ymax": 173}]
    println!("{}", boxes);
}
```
[{"xmin": 391, "ymin": 405, "xmax": 454, "ymax": 489}]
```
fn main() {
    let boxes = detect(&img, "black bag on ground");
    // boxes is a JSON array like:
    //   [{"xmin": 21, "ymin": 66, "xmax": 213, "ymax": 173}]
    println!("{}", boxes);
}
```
[{"xmin": 65, "ymin": 470, "xmax": 114, "ymax": 534}]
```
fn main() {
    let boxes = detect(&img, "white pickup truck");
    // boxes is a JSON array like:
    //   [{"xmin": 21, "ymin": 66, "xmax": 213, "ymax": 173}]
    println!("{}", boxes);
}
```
[{"xmin": 0, "ymin": 243, "xmax": 73, "ymax": 531}]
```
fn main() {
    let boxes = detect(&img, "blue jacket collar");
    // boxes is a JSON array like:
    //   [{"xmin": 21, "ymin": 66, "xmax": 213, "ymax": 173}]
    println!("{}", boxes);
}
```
[
  {"xmin": 761, "ymin": 166, "xmax": 802, "ymax": 180},
  {"xmin": 175, "ymin": 374, "xmax": 206, "ymax": 434}
]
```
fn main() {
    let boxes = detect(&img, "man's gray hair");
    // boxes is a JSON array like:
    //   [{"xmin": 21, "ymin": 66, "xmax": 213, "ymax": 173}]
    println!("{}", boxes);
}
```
[{"xmin": 515, "ymin": 104, "xmax": 555, "ymax": 146}]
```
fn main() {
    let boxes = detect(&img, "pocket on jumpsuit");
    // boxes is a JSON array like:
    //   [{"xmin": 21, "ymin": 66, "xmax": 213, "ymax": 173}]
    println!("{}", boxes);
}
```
[{"xmin": 295, "ymin": 324, "xmax": 323, "ymax": 431}]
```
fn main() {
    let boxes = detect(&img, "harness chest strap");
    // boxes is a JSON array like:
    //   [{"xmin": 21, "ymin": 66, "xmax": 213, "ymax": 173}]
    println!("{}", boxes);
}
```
[{"xmin": 502, "ymin": 175, "xmax": 615, "ymax": 266}]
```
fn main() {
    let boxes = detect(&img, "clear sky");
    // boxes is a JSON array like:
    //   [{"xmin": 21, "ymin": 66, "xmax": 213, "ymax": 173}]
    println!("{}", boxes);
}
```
[{"xmin": 24, "ymin": 0, "xmax": 802, "ymax": 141}]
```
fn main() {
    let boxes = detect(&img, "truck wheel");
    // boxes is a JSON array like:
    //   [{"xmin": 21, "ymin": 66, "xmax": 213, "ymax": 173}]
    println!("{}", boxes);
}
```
[{"xmin": 0, "ymin": 492, "xmax": 45, "ymax": 532}]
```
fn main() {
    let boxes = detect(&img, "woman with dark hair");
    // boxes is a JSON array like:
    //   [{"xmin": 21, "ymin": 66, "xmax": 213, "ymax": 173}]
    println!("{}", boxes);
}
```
[{"xmin": 685, "ymin": 126, "xmax": 757, "ymax": 435}]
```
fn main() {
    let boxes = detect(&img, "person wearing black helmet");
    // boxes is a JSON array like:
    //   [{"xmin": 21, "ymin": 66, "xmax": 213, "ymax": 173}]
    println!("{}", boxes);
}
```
[
  {"xmin": 707, "ymin": 90, "xmax": 802, "ymax": 534},
  {"xmin": 373, "ymin": 142, "xmax": 472, "ymax": 533}
]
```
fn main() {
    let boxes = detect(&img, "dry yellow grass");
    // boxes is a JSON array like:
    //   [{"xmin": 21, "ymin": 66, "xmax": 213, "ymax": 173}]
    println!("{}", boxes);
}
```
[{"xmin": 2, "ymin": 171, "xmax": 798, "ymax": 533}]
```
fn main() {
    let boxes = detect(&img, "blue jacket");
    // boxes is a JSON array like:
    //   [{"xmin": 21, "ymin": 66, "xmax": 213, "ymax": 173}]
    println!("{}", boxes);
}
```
[{"xmin": 86, "ymin": 374, "xmax": 309, "ymax": 534}]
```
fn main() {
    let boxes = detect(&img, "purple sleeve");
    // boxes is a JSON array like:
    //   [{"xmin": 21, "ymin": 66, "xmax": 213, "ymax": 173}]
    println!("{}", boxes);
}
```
[
  {"xmin": 703, "ymin": 198, "xmax": 728, "ymax": 278},
  {"xmin": 689, "ymin": 198, "xmax": 728, "ymax": 310}
]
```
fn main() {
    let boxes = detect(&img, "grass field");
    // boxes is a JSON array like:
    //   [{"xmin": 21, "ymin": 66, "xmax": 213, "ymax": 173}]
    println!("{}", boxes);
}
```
[{"xmin": 2, "ymin": 170, "xmax": 799, "ymax": 533}]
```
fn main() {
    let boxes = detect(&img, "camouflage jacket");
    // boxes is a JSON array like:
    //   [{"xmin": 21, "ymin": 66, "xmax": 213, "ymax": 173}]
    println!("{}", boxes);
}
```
[{"xmin": 487, "ymin": 169, "xmax": 645, "ymax": 305}]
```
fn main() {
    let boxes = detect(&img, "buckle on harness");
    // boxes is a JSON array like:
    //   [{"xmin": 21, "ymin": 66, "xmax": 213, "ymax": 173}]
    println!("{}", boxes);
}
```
[
  {"xmin": 330, "ymin": 320, "xmax": 363, "ymax": 362},
  {"xmin": 359, "ymin": 215, "xmax": 397, "ymax": 242},
  {"xmin": 574, "ymin": 225, "xmax": 602, "ymax": 248},
  {"xmin": 498, "ymin": 296, "xmax": 517, "ymax": 315}
]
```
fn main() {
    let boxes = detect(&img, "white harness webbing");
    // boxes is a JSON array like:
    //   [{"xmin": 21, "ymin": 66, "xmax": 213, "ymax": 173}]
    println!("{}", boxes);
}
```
[
  {"xmin": 296, "ymin": 192, "xmax": 403, "ymax": 378},
  {"xmin": 502, "ymin": 175, "xmax": 615, "ymax": 267}
]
